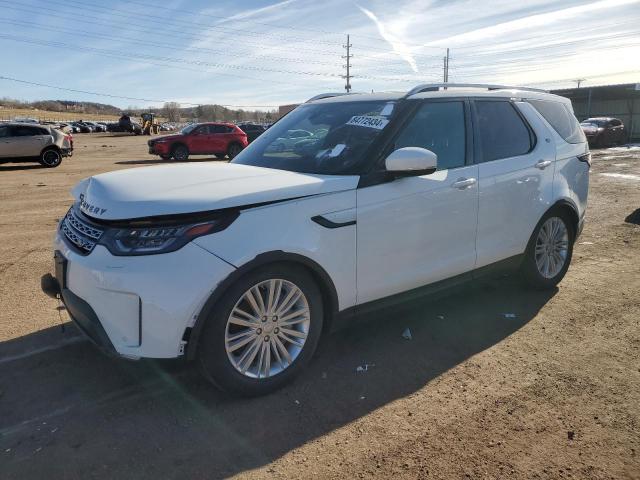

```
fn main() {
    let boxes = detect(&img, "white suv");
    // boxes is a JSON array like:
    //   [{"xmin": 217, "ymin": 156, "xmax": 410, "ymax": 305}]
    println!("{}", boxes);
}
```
[{"xmin": 42, "ymin": 84, "xmax": 590, "ymax": 395}]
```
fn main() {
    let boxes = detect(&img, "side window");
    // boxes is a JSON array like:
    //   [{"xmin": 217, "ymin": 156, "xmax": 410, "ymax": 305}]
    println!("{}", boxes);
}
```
[
  {"xmin": 610, "ymin": 119, "xmax": 621, "ymax": 127},
  {"xmin": 209, "ymin": 125, "xmax": 230, "ymax": 134},
  {"xmin": 12, "ymin": 126, "xmax": 40, "ymax": 137},
  {"xmin": 527, "ymin": 99, "xmax": 585, "ymax": 144},
  {"xmin": 475, "ymin": 101, "xmax": 532, "ymax": 162},
  {"xmin": 393, "ymin": 101, "xmax": 466, "ymax": 170}
]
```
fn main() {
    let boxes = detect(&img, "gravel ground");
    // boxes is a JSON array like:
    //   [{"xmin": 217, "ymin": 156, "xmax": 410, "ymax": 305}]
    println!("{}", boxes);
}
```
[{"xmin": 0, "ymin": 134, "xmax": 638, "ymax": 479}]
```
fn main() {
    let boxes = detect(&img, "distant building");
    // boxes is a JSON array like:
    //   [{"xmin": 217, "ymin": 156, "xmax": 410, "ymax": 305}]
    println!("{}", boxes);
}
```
[
  {"xmin": 278, "ymin": 104, "xmax": 298, "ymax": 117},
  {"xmin": 552, "ymin": 83, "xmax": 640, "ymax": 141}
]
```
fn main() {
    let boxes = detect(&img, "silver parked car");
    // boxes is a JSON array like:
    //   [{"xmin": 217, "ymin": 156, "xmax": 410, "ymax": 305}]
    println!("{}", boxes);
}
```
[{"xmin": 0, "ymin": 123, "xmax": 73, "ymax": 167}]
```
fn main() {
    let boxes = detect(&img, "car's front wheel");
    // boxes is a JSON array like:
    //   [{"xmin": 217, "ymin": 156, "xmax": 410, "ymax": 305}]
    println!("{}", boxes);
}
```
[
  {"xmin": 172, "ymin": 145, "xmax": 189, "ymax": 161},
  {"xmin": 521, "ymin": 210, "xmax": 574, "ymax": 289},
  {"xmin": 39, "ymin": 148, "xmax": 62, "ymax": 168},
  {"xmin": 197, "ymin": 264, "xmax": 324, "ymax": 396}
]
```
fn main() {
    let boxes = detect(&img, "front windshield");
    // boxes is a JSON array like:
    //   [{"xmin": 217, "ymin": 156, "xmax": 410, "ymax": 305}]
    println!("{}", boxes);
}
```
[
  {"xmin": 181, "ymin": 124, "xmax": 198, "ymax": 135},
  {"xmin": 231, "ymin": 100, "xmax": 395, "ymax": 175}
]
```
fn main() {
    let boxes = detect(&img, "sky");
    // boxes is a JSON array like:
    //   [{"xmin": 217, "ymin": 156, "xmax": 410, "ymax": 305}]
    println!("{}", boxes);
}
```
[{"xmin": 1, "ymin": 0, "xmax": 639, "ymax": 110}]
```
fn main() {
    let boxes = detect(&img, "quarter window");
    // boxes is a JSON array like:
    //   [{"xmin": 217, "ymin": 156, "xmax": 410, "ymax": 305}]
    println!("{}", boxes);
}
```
[
  {"xmin": 527, "ymin": 99, "xmax": 585, "ymax": 144},
  {"xmin": 393, "ymin": 101, "xmax": 466, "ymax": 170},
  {"xmin": 475, "ymin": 101, "xmax": 532, "ymax": 162}
]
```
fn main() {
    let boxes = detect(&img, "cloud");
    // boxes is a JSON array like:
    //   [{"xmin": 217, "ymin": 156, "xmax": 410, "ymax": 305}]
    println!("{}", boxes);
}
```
[
  {"xmin": 357, "ymin": 5, "xmax": 419, "ymax": 73},
  {"xmin": 215, "ymin": 0, "xmax": 298, "ymax": 24},
  {"xmin": 429, "ymin": 0, "xmax": 640, "ymax": 45}
]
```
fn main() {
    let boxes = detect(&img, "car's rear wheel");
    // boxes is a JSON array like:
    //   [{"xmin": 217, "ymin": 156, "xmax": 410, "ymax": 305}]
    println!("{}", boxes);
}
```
[
  {"xmin": 197, "ymin": 264, "xmax": 323, "ymax": 396},
  {"xmin": 521, "ymin": 210, "xmax": 574, "ymax": 289},
  {"xmin": 172, "ymin": 145, "xmax": 189, "ymax": 161},
  {"xmin": 39, "ymin": 148, "xmax": 62, "ymax": 168},
  {"xmin": 227, "ymin": 143, "xmax": 242, "ymax": 159}
]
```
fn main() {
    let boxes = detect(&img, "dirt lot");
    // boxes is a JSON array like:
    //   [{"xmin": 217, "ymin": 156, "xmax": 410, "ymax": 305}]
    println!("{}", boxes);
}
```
[{"xmin": 0, "ymin": 134, "xmax": 639, "ymax": 479}]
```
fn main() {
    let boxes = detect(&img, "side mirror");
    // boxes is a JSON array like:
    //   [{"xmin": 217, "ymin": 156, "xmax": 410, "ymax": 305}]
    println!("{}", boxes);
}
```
[{"xmin": 385, "ymin": 147, "xmax": 437, "ymax": 176}]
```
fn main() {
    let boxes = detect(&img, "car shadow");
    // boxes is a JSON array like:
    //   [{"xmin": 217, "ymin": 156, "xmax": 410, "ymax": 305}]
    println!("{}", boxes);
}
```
[
  {"xmin": 116, "ymin": 157, "xmax": 227, "ymax": 165},
  {"xmin": 0, "ymin": 164, "xmax": 44, "ymax": 171},
  {"xmin": 0, "ymin": 276, "xmax": 555, "ymax": 479}
]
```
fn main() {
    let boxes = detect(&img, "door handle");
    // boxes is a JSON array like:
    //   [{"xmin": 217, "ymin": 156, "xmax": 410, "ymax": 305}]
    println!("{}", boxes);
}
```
[
  {"xmin": 535, "ymin": 160, "xmax": 552, "ymax": 169},
  {"xmin": 451, "ymin": 177, "xmax": 477, "ymax": 189}
]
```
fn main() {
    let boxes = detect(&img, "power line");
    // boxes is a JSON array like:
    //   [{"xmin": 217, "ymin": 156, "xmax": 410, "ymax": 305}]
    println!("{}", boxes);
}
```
[
  {"xmin": 27, "ymin": 0, "xmax": 342, "ymax": 47},
  {"xmin": 0, "ymin": 2, "xmax": 343, "ymax": 58},
  {"xmin": 0, "ymin": 19, "xmax": 342, "ymax": 68},
  {"xmin": 0, "ymin": 75, "xmax": 280, "ymax": 108}
]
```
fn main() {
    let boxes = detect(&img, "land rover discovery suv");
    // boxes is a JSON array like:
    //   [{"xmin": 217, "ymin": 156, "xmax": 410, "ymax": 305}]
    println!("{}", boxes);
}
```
[{"xmin": 42, "ymin": 84, "xmax": 590, "ymax": 395}]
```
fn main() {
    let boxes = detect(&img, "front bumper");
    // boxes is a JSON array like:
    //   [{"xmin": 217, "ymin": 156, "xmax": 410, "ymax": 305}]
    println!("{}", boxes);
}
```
[
  {"xmin": 45, "ymin": 232, "xmax": 235, "ymax": 359},
  {"xmin": 148, "ymin": 142, "xmax": 170, "ymax": 155}
]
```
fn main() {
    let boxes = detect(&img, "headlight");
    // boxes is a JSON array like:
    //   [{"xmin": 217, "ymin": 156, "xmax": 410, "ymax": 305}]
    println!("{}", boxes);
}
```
[{"xmin": 98, "ymin": 213, "xmax": 238, "ymax": 256}]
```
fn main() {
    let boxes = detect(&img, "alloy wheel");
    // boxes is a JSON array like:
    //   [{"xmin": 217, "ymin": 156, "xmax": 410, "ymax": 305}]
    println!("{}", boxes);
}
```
[
  {"xmin": 534, "ymin": 216, "xmax": 569, "ymax": 279},
  {"xmin": 225, "ymin": 279, "xmax": 310, "ymax": 379}
]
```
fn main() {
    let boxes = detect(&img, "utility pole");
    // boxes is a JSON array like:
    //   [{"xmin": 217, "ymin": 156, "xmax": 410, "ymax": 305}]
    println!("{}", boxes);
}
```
[
  {"xmin": 574, "ymin": 78, "xmax": 585, "ymax": 88},
  {"xmin": 342, "ymin": 34, "xmax": 353, "ymax": 92},
  {"xmin": 443, "ymin": 48, "xmax": 450, "ymax": 84}
]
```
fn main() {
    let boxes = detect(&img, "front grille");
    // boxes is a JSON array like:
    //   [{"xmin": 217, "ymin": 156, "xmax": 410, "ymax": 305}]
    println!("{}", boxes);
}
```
[{"xmin": 60, "ymin": 208, "xmax": 105, "ymax": 254}]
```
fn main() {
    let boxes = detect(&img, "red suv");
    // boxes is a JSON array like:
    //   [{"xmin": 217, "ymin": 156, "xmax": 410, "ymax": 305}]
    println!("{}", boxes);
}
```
[{"xmin": 148, "ymin": 123, "xmax": 248, "ymax": 161}]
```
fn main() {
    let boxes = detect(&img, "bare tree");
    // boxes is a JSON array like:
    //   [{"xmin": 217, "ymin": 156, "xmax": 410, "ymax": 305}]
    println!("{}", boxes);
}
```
[{"xmin": 162, "ymin": 102, "xmax": 181, "ymax": 122}]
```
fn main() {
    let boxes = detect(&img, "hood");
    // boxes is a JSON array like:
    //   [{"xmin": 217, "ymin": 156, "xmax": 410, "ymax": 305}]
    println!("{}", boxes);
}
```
[
  {"xmin": 149, "ymin": 133, "xmax": 183, "ymax": 142},
  {"xmin": 72, "ymin": 163, "xmax": 359, "ymax": 220},
  {"xmin": 580, "ymin": 124, "xmax": 598, "ymax": 134}
]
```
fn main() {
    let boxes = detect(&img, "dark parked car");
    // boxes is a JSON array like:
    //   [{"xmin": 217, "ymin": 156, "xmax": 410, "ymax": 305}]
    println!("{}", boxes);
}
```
[
  {"xmin": 70, "ymin": 122, "xmax": 92, "ymax": 133},
  {"xmin": 237, "ymin": 123, "xmax": 267, "ymax": 143},
  {"xmin": 580, "ymin": 117, "xmax": 626, "ymax": 147}
]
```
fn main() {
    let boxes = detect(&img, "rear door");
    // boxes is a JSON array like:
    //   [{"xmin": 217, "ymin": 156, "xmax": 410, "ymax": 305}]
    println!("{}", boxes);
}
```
[
  {"xmin": 209, "ymin": 125, "xmax": 231, "ymax": 153},
  {"xmin": 473, "ymin": 99, "xmax": 556, "ymax": 267}
]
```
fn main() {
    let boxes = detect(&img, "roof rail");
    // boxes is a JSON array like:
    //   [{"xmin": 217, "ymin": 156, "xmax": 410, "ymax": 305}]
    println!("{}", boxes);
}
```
[
  {"xmin": 306, "ymin": 92, "xmax": 354, "ymax": 103},
  {"xmin": 405, "ymin": 83, "xmax": 548, "ymax": 97}
]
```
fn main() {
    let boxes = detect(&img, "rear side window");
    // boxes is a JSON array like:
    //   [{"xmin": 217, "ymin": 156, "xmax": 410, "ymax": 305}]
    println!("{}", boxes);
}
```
[
  {"xmin": 527, "ymin": 99, "xmax": 585, "ymax": 144},
  {"xmin": 394, "ymin": 101, "xmax": 466, "ymax": 170},
  {"xmin": 11, "ymin": 126, "xmax": 41, "ymax": 137},
  {"xmin": 475, "ymin": 101, "xmax": 532, "ymax": 162}
]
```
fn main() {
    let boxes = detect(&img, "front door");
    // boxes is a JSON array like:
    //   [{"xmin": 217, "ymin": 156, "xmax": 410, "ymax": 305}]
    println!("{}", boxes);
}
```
[{"xmin": 356, "ymin": 100, "xmax": 479, "ymax": 305}]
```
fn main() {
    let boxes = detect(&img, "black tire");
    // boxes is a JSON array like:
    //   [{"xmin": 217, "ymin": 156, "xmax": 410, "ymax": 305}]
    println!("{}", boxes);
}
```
[
  {"xmin": 520, "ymin": 209, "xmax": 575, "ymax": 289},
  {"xmin": 172, "ymin": 144, "xmax": 189, "ymax": 161},
  {"xmin": 197, "ymin": 264, "xmax": 324, "ymax": 396},
  {"xmin": 160, "ymin": 155, "xmax": 170, "ymax": 160},
  {"xmin": 227, "ymin": 143, "xmax": 243, "ymax": 159},
  {"xmin": 39, "ymin": 148, "xmax": 62, "ymax": 168}
]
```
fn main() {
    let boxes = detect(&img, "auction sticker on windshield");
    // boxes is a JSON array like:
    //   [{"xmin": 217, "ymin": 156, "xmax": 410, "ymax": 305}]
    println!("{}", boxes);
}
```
[{"xmin": 346, "ymin": 115, "xmax": 389, "ymax": 130}]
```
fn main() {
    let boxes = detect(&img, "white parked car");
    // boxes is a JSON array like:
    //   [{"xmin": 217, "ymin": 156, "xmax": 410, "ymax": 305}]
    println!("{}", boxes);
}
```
[
  {"xmin": 0, "ymin": 123, "xmax": 73, "ymax": 167},
  {"xmin": 42, "ymin": 84, "xmax": 590, "ymax": 395}
]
